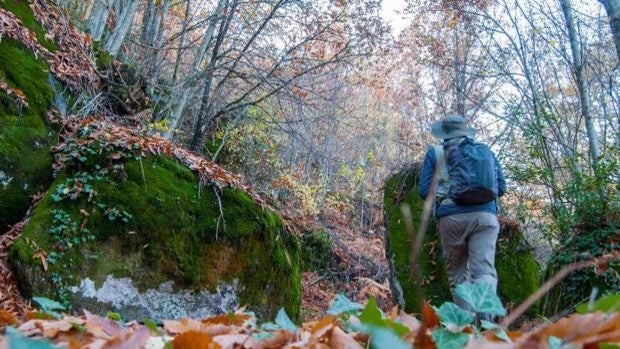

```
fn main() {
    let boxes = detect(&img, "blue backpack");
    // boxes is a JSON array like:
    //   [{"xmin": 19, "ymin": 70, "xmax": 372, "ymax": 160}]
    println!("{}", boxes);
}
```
[{"xmin": 435, "ymin": 138, "xmax": 498, "ymax": 205}]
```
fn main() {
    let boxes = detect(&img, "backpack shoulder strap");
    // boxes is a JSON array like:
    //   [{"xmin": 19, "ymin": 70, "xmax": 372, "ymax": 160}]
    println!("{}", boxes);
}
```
[
  {"xmin": 432, "ymin": 144, "xmax": 445, "ymax": 217},
  {"xmin": 434, "ymin": 144, "xmax": 444, "ymax": 170}
]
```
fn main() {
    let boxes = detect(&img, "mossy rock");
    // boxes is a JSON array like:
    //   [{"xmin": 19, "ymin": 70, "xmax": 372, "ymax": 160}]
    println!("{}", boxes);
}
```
[
  {"xmin": 301, "ymin": 230, "xmax": 333, "ymax": 272},
  {"xmin": 0, "ymin": 1, "xmax": 56, "ymax": 232},
  {"xmin": 383, "ymin": 165, "xmax": 541, "ymax": 315},
  {"xmin": 9, "ymin": 156, "xmax": 301, "ymax": 321},
  {"xmin": 541, "ymin": 224, "xmax": 620, "ymax": 316}
]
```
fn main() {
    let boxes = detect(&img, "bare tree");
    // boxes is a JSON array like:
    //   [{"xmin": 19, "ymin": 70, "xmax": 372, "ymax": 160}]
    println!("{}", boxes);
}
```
[
  {"xmin": 104, "ymin": 0, "xmax": 139, "ymax": 56},
  {"xmin": 560, "ymin": 0, "xmax": 601, "ymax": 168},
  {"xmin": 599, "ymin": 0, "xmax": 620, "ymax": 62}
]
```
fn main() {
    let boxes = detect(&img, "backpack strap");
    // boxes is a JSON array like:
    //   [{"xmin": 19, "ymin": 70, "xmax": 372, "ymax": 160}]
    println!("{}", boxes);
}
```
[{"xmin": 433, "ymin": 145, "xmax": 445, "ymax": 217}]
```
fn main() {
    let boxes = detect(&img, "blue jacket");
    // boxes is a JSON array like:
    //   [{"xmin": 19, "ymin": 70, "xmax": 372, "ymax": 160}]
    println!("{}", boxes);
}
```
[{"xmin": 418, "ymin": 139, "xmax": 506, "ymax": 217}]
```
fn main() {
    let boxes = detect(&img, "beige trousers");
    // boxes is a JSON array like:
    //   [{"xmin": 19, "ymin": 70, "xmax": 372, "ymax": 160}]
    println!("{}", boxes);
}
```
[{"xmin": 437, "ymin": 211, "xmax": 500, "ymax": 311}]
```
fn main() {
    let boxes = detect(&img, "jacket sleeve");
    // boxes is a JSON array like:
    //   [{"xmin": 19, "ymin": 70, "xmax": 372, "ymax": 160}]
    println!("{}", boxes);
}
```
[
  {"xmin": 494, "ymin": 153, "xmax": 506, "ymax": 197},
  {"xmin": 418, "ymin": 147, "xmax": 436, "ymax": 199}
]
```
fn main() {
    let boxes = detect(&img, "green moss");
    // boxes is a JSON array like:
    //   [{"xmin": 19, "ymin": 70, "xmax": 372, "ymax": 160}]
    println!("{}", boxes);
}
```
[
  {"xmin": 0, "ymin": 35, "xmax": 54, "ymax": 231},
  {"xmin": 496, "ymin": 227, "xmax": 541, "ymax": 315},
  {"xmin": 383, "ymin": 166, "xmax": 451, "ymax": 312},
  {"xmin": 384, "ymin": 165, "xmax": 541, "ymax": 316},
  {"xmin": 0, "ymin": 0, "xmax": 57, "ymax": 52},
  {"xmin": 301, "ymin": 230, "xmax": 333, "ymax": 272},
  {"xmin": 10, "ymin": 156, "xmax": 301, "ymax": 320}
]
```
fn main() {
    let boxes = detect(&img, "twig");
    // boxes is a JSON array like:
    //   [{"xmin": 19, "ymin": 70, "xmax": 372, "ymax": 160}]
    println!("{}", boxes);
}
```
[
  {"xmin": 138, "ymin": 156, "xmax": 146, "ymax": 189},
  {"xmin": 212, "ymin": 185, "xmax": 226, "ymax": 240},
  {"xmin": 402, "ymin": 154, "xmax": 443, "ymax": 338},
  {"xmin": 501, "ymin": 251, "xmax": 620, "ymax": 328}
]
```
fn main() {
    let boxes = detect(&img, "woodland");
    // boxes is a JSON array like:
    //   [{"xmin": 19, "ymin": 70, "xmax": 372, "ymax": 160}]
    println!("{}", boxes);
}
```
[{"xmin": 0, "ymin": 0, "xmax": 618, "ymax": 348}]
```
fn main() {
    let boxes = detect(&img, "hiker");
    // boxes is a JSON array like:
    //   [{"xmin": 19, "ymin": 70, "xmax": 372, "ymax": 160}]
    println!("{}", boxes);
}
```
[{"xmin": 418, "ymin": 114, "xmax": 506, "ymax": 320}]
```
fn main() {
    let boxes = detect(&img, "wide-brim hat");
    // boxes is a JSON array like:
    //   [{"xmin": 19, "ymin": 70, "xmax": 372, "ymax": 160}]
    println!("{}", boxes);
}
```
[{"xmin": 431, "ymin": 114, "xmax": 476, "ymax": 139}]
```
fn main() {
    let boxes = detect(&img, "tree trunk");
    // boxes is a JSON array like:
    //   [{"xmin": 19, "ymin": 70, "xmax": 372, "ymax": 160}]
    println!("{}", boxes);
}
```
[
  {"xmin": 191, "ymin": 0, "xmax": 235, "ymax": 150},
  {"xmin": 104, "ymin": 0, "xmax": 139, "ymax": 56},
  {"xmin": 172, "ymin": 0, "xmax": 192, "ymax": 84},
  {"xmin": 151, "ymin": 0, "xmax": 171, "ymax": 77},
  {"xmin": 164, "ymin": 0, "xmax": 228, "ymax": 140},
  {"xmin": 140, "ymin": 0, "xmax": 154, "ymax": 43},
  {"xmin": 88, "ymin": 0, "xmax": 110, "ymax": 41},
  {"xmin": 599, "ymin": 0, "xmax": 620, "ymax": 62},
  {"xmin": 560, "ymin": 0, "xmax": 601, "ymax": 168}
]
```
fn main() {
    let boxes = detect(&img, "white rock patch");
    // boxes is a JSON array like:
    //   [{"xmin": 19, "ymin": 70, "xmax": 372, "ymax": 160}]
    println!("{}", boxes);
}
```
[{"xmin": 72, "ymin": 275, "xmax": 240, "ymax": 321}]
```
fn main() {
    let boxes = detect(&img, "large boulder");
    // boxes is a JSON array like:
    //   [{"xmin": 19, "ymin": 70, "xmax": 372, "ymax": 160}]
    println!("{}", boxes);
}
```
[
  {"xmin": 10, "ymin": 153, "xmax": 301, "ymax": 321},
  {"xmin": 384, "ymin": 165, "xmax": 541, "ymax": 315},
  {"xmin": 0, "ymin": 1, "xmax": 56, "ymax": 232}
]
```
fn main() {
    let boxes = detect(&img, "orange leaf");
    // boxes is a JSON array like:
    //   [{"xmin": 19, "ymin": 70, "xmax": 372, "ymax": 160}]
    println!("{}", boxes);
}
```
[
  {"xmin": 329, "ymin": 326, "xmax": 364, "ymax": 349},
  {"xmin": 201, "ymin": 313, "xmax": 250, "ymax": 326},
  {"xmin": 522, "ymin": 312, "xmax": 620, "ymax": 347},
  {"xmin": 172, "ymin": 331, "xmax": 221, "ymax": 349},
  {"xmin": 310, "ymin": 316, "xmax": 336, "ymax": 340},
  {"xmin": 0, "ymin": 310, "xmax": 19, "ymax": 327},
  {"xmin": 412, "ymin": 327, "xmax": 436, "ymax": 349},
  {"xmin": 32, "ymin": 251, "xmax": 48, "ymax": 272},
  {"xmin": 422, "ymin": 301, "xmax": 440, "ymax": 329}
]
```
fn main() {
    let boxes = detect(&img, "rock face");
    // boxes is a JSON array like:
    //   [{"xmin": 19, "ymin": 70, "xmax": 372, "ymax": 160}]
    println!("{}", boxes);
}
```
[
  {"xmin": 10, "ymin": 156, "xmax": 301, "ymax": 321},
  {"xmin": 0, "ymin": 1, "xmax": 55, "ymax": 232},
  {"xmin": 384, "ymin": 165, "xmax": 541, "ymax": 314}
]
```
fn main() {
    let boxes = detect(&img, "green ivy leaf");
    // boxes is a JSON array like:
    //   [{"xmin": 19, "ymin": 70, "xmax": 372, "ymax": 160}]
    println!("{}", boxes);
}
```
[
  {"xmin": 6, "ymin": 327, "xmax": 57, "ymax": 349},
  {"xmin": 432, "ymin": 328, "xmax": 471, "ymax": 349},
  {"xmin": 327, "ymin": 294, "xmax": 364, "ymax": 315},
  {"xmin": 548, "ymin": 336, "xmax": 565, "ymax": 349},
  {"xmin": 358, "ymin": 297, "xmax": 410, "ymax": 336},
  {"xmin": 495, "ymin": 328, "xmax": 511, "ymax": 342},
  {"xmin": 106, "ymin": 311, "xmax": 122, "ymax": 321},
  {"xmin": 576, "ymin": 293, "xmax": 620, "ymax": 314},
  {"xmin": 252, "ymin": 331, "xmax": 275, "ymax": 341},
  {"xmin": 143, "ymin": 318, "xmax": 161, "ymax": 334},
  {"xmin": 480, "ymin": 319, "xmax": 499, "ymax": 330},
  {"xmin": 32, "ymin": 297, "xmax": 65, "ymax": 318},
  {"xmin": 437, "ymin": 302, "xmax": 473, "ymax": 328},
  {"xmin": 353, "ymin": 324, "xmax": 410, "ymax": 349},
  {"xmin": 455, "ymin": 283, "xmax": 506, "ymax": 316},
  {"xmin": 275, "ymin": 308, "xmax": 297, "ymax": 332}
]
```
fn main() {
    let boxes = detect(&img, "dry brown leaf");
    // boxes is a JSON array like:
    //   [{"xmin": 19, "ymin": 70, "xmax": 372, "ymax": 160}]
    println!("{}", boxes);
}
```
[
  {"xmin": 32, "ymin": 251, "xmax": 48, "ymax": 272},
  {"xmin": 254, "ymin": 330, "xmax": 298, "ymax": 349},
  {"xmin": 520, "ymin": 312, "xmax": 620, "ymax": 347},
  {"xmin": 422, "ymin": 301, "xmax": 440, "ymax": 329},
  {"xmin": 164, "ymin": 318, "xmax": 207, "ymax": 334},
  {"xmin": 41, "ymin": 319, "xmax": 74, "ymax": 338},
  {"xmin": 213, "ymin": 333, "xmax": 255, "ymax": 348},
  {"xmin": 83, "ymin": 310, "xmax": 122, "ymax": 339},
  {"xmin": 202, "ymin": 313, "xmax": 251, "ymax": 326},
  {"xmin": 104, "ymin": 326, "xmax": 151, "ymax": 349},
  {"xmin": 329, "ymin": 326, "xmax": 364, "ymax": 349},
  {"xmin": 0, "ymin": 309, "xmax": 20, "ymax": 328},
  {"xmin": 398, "ymin": 310, "xmax": 421, "ymax": 332},
  {"xmin": 412, "ymin": 326, "xmax": 436, "ymax": 349},
  {"xmin": 172, "ymin": 330, "xmax": 222, "ymax": 349},
  {"xmin": 309, "ymin": 316, "xmax": 336, "ymax": 341}
]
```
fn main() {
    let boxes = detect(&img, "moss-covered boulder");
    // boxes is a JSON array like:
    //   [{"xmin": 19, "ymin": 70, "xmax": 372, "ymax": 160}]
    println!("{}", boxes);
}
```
[
  {"xmin": 384, "ymin": 165, "xmax": 541, "ymax": 314},
  {"xmin": 542, "ymin": 224, "xmax": 620, "ymax": 316},
  {"xmin": 0, "ymin": 0, "xmax": 56, "ymax": 231},
  {"xmin": 301, "ymin": 230, "xmax": 333, "ymax": 273},
  {"xmin": 10, "ymin": 154, "xmax": 301, "ymax": 321}
]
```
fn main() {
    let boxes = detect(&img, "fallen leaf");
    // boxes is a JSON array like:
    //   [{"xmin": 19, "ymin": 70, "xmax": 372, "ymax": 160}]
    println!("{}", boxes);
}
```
[
  {"xmin": 172, "ymin": 331, "xmax": 221, "ymax": 349},
  {"xmin": 32, "ymin": 251, "xmax": 48, "ymax": 272},
  {"xmin": 422, "ymin": 301, "xmax": 440, "ymax": 329},
  {"xmin": 0, "ymin": 310, "xmax": 20, "ymax": 327},
  {"xmin": 329, "ymin": 326, "xmax": 364, "ymax": 349},
  {"xmin": 202, "ymin": 313, "xmax": 251, "ymax": 326}
]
